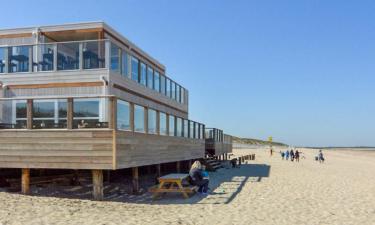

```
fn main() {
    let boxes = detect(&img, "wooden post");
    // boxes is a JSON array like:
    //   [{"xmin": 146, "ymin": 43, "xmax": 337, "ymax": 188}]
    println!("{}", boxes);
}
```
[
  {"xmin": 67, "ymin": 98, "xmax": 73, "ymax": 129},
  {"xmin": 130, "ymin": 103, "xmax": 135, "ymax": 131},
  {"xmin": 132, "ymin": 167, "xmax": 139, "ymax": 194},
  {"xmin": 176, "ymin": 161, "xmax": 181, "ymax": 173},
  {"xmin": 21, "ymin": 168, "xmax": 30, "ymax": 194},
  {"xmin": 156, "ymin": 164, "xmax": 161, "ymax": 177},
  {"xmin": 92, "ymin": 170, "xmax": 103, "ymax": 201},
  {"xmin": 109, "ymin": 96, "xmax": 117, "ymax": 130},
  {"xmin": 26, "ymin": 99, "xmax": 33, "ymax": 129}
]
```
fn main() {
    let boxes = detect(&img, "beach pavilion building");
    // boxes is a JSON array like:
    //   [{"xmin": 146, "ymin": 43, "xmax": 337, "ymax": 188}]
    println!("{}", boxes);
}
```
[{"xmin": 0, "ymin": 22, "xmax": 208, "ymax": 199}]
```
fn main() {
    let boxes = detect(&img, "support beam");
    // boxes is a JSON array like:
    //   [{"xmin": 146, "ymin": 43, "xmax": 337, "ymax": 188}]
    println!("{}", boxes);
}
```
[
  {"xmin": 92, "ymin": 170, "xmax": 103, "ymax": 201},
  {"xmin": 156, "ymin": 164, "xmax": 161, "ymax": 178},
  {"xmin": 109, "ymin": 96, "xmax": 117, "ymax": 130},
  {"xmin": 26, "ymin": 99, "xmax": 33, "ymax": 129},
  {"xmin": 21, "ymin": 168, "xmax": 30, "ymax": 194},
  {"xmin": 132, "ymin": 167, "xmax": 139, "ymax": 194},
  {"xmin": 176, "ymin": 161, "xmax": 181, "ymax": 173},
  {"xmin": 67, "ymin": 98, "xmax": 73, "ymax": 129}
]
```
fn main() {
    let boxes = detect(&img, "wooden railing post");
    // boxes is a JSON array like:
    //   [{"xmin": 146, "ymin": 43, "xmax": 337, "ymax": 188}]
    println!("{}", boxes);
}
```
[
  {"xmin": 67, "ymin": 98, "xmax": 73, "ymax": 129},
  {"xmin": 26, "ymin": 99, "xmax": 33, "ymax": 129}
]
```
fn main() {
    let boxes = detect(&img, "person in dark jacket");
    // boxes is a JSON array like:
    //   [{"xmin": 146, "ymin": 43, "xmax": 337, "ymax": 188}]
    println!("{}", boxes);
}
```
[{"xmin": 189, "ymin": 161, "xmax": 209, "ymax": 194}]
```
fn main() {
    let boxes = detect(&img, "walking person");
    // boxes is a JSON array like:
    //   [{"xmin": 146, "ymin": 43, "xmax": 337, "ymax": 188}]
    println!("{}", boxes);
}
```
[
  {"xmin": 295, "ymin": 150, "xmax": 300, "ymax": 162},
  {"xmin": 290, "ymin": 149, "xmax": 295, "ymax": 162},
  {"xmin": 281, "ymin": 151, "xmax": 285, "ymax": 160},
  {"xmin": 285, "ymin": 150, "xmax": 290, "ymax": 160},
  {"xmin": 318, "ymin": 150, "xmax": 325, "ymax": 163}
]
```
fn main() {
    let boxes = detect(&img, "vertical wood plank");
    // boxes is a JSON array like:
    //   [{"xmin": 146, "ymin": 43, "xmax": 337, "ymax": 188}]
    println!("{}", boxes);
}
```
[
  {"xmin": 176, "ymin": 161, "xmax": 181, "ymax": 173},
  {"xmin": 132, "ymin": 167, "xmax": 139, "ymax": 194},
  {"xmin": 26, "ymin": 99, "xmax": 33, "ymax": 129},
  {"xmin": 156, "ymin": 164, "xmax": 161, "ymax": 178},
  {"xmin": 109, "ymin": 96, "xmax": 117, "ymax": 130},
  {"xmin": 67, "ymin": 98, "xmax": 73, "ymax": 129},
  {"xmin": 92, "ymin": 169, "xmax": 103, "ymax": 201},
  {"xmin": 21, "ymin": 168, "xmax": 30, "ymax": 194},
  {"xmin": 156, "ymin": 111, "xmax": 160, "ymax": 135},
  {"xmin": 130, "ymin": 103, "xmax": 135, "ymax": 132}
]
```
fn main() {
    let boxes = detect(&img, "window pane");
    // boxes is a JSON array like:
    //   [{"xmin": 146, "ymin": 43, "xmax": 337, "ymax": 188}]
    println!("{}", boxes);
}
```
[
  {"xmin": 57, "ymin": 42, "xmax": 79, "ymax": 70},
  {"xmin": 131, "ymin": 56, "xmax": 139, "ymax": 82},
  {"xmin": 117, "ymin": 100, "xmax": 130, "ymax": 130},
  {"xmin": 160, "ymin": 75, "xmax": 166, "ymax": 95},
  {"xmin": 189, "ymin": 121, "xmax": 194, "ymax": 139},
  {"xmin": 184, "ymin": 120, "xmax": 189, "ymax": 138},
  {"xmin": 171, "ymin": 82, "xmax": 176, "ymax": 100},
  {"xmin": 0, "ymin": 48, "xmax": 5, "ymax": 73},
  {"xmin": 110, "ymin": 44, "xmax": 120, "ymax": 72},
  {"xmin": 140, "ymin": 63, "xmax": 147, "ymax": 86},
  {"xmin": 83, "ymin": 41, "xmax": 106, "ymax": 69},
  {"xmin": 154, "ymin": 71, "xmax": 160, "ymax": 92},
  {"xmin": 195, "ymin": 123, "xmax": 199, "ymax": 139},
  {"xmin": 169, "ymin": 115, "xmax": 175, "ymax": 136},
  {"xmin": 121, "ymin": 51, "xmax": 128, "ymax": 77},
  {"xmin": 38, "ymin": 44, "xmax": 54, "ymax": 71},
  {"xmin": 176, "ymin": 85, "xmax": 181, "ymax": 103},
  {"xmin": 166, "ymin": 78, "xmax": 171, "ymax": 98},
  {"xmin": 200, "ymin": 125, "xmax": 204, "ymax": 139},
  {"xmin": 9, "ymin": 46, "xmax": 31, "ymax": 73},
  {"xmin": 58, "ymin": 100, "xmax": 67, "ymax": 118},
  {"xmin": 16, "ymin": 102, "xmax": 27, "ymax": 119},
  {"xmin": 74, "ymin": 100, "xmax": 99, "ymax": 118},
  {"xmin": 148, "ymin": 109, "xmax": 157, "ymax": 134},
  {"xmin": 176, "ymin": 117, "xmax": 183, "ymax": 137},
  {"xmin": 159, "ymin": 112, "xmax": 167, "ymax": 135},
  {"xmin": 33, "ymin": 101, "xmax": 55, "ymax": 118},
  {"xmin": 181, "ymin": 88, "xmax": 185, "ymax": 104},
  {"xmin": 147, "ymin": 66, "xmax": 153, "ymax": 89},
  {"xmin": 134, "ymin": 105, "xmax": 145, "ymax": 132}
]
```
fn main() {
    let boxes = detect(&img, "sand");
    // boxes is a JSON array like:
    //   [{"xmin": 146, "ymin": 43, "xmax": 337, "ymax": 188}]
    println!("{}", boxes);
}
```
[{"xmin": 0, "ymin": 147, "xmax": 375, "ymax": 225}]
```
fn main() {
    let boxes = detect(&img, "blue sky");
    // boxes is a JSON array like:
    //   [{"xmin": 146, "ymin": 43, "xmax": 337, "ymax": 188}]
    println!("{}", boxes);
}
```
[{"xmin": 2, "ymin": 0, "xmax": 375, "ymax": 146}]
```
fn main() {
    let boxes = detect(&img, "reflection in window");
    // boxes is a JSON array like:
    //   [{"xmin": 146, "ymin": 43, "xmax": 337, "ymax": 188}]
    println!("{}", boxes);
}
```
[
  {"xmin": 160, "ymin": 75, "xmax": 166, "ymax": 95},
  {"xmin": 15, "ymin": 101, "xmax": 27, "ymax": 128},
  {"xmin": 9, "ymin": 46, "xmax": 31, "ymax": 73},
  {"xmin": 33, "ymin": 101, "xmax": 55, "ymax": 118},
  {"xmin": 166, "ymin": 78, "xmax": 171, "ymax": 98},
  {"xmin": 200, "ymin": 125, "xmax": 204, "ymax": 139},
  {"xmin": 131, "ymin": 56, "xmax": 139, "ymax": 82},
  {"xmin": 38, "ymin": 44, "xmax": 54, "ymax": 71},
  {"xmin": 154, "ymin": 71, "xmax": 160, "ymax": 92},
  {"xmin": 171, "ymin": 82, "xmax": 176, "ymax": 100},
  {"xmin": 0, "ymin": 48, "xmax": 5, "ymax": 73},
  {"xmin": 32, "ymin": 100, "xmax": 67, "ymax": 129},
  {"xmin": 110, "ymin": 44, "xmax": 120, "ymax": 72},
  {"xmin": 134, "ymin": 104, "xmax": 145, "ymax": 132},
  {"xmin": 57, "ymin": 42, "xmax": 79, "ymax": 70},
  {"xmin": 176, "ymin": 117, "xmax": 183, "ymax": 137},
  {"xmin": 121, "ymin": 51, "xmax": 128, "ymax": 77},
  {"xmin": 117, "ymin": 100, "xmax": 130, "ymax": 130},
  {"xmin": 195, "ymin": 123, "xmax": 199, "ymax": 139},
  {"xmin": 73, "ymin": 99, "xmax": 101, "ymax": 128},
  {"xmin": 147, "ymin": 66, "xmax": 153, "ymax": 89},
  {"xmin": 148, "ymin": 109, "xmax": 157, "ymax": 134},
  {"xmin": 140, "ymin": 63, "xmax": 147, "ymax": 86},
  {"xmin": 176, "ymin": 85, "xmax": 181, "ymax": 102},
  {"xmin": 181, "ymin": 88, "xmax": 185, "ymax": 104},
  {"xmin": 184, "ymin": 120, "xmax": 189, "ymax": 138},
  {"xmin": 169, "ymin": 115, "xmax": 175, "ymax": 136},
  {"xmin": 83, "ymin": 41, "xmax": 106, "ymax": 69},
  {"xmin": 190, "ymin": 121, "xmax": 194, "ymax": 139},
  {"xmin": 159, "ymin": 112, "xmax": 167, "ymax": 135}
]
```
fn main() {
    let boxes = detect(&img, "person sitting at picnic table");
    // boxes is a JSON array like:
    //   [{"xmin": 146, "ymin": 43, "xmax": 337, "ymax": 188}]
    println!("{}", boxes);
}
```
[{"xmin": 189, "ymin": 161, "xmax": 209, "ymax": 194}]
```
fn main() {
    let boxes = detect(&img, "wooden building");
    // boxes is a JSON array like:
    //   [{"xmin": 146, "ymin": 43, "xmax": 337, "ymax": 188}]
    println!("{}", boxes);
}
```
[
  {"xmin": 0, "ymin": 22, "xmax": 209, "ymax": 200},
  {"xmin": 205, "ymin": 128, "xmax": 233, "ymax": 159}
]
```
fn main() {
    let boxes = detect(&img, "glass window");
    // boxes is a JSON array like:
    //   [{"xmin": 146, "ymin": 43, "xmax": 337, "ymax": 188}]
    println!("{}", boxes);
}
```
[
  {"xmin": 189, "ymin": 121, "xmax": 195, "ymax": 139},
  {"xmin": 148, "ymin": 109, "xmax": 157, "ymax": 134},
  {"xmin": 181, "ymin": 88, "xmax": 185, "ymax": 104},
  {"xmin": 171, "ymin": 82, "xmax": 176, "ymax": 100},
  {"xmin": 83, "ymin": 41, "xmax": 106, "ymax": 69},
  {"xmin": 160, "ymin": 75, "xmax": 166, "ymax": 95},
  {"xmin": 159, "ymin": 112, "xmax": 167, "ymax": 135},
  {"xmin": 140, "ymin": 62, "xmax": 147, "ymax": 86},
  {"xmin": 0, "ymin": 48, "xmax": 5, "ymax": 73},
  {"xmin": 183, "ymin": 119, "xmax": 189, "ymax": 138},
  {"xmin": 200, "ymin": 124, "xmax": 204, "ymax": 139},
  {"xmin": 166, "ymin": 78, "xmax": 171, "ymax": 98},
  {"xmin": 154, "ymin": 71, "xmax": 160, "ymax": 92},
  {"xmin": 169, "ymin": 115, "xmax": 175, "ymax": 136},
  {"xmin": 131, "ymin": 56, "xmax": 139, "ymax": 82},
  {"xmin": 117, "ymin": 100, "xmax": 130, "ymax": 130},
  {"xmin": 73, "ymin": 99, "xmax": 101, "ymax": 128},
  {"xmin": 176, "ymin": 84, "xmax": 181, "ymax": 103},
  {"xmin": 195, "ymin": 122, "xmax": 199, "ymax": 139},
  {"xmin": 110, "ymin": 44, "xmax": 120, "ymax": 72},
  {"xmin": 33, "ymin": 101, "xmax": 55, "ymax": 118},
  {"xmin": 121, "ymin": 50, "xmax": 128, "ymax": 77},
  {"xmin": 176, "ymin": 117, "xmax": 183, "ymax": 137},
  {"xmin": 38, "ymin": 44, "xmax": 54, "ymax": 71},
  {"xmin": 9, "ymin": 46, "xmax": 31, "ymax": 73},
  {"xmin": 147, "ymin": 66, "xmax": 153, "ymax": 89},
  {"xmin": 14, "ymin": 101, "xmax": 27, "ymax": 129},
  {"xmin": 134, "ymin": 104, "xmax": 145, "ymax": 133},
  {"xmin": 57, "ymin": 42, "xmax": 79, "ymax": 70}
]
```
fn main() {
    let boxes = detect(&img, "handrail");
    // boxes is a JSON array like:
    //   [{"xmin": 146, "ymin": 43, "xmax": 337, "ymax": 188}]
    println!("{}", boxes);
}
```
[{"xmin": 0, "ymin": 39, "xmax": 110, "ymax": 48}]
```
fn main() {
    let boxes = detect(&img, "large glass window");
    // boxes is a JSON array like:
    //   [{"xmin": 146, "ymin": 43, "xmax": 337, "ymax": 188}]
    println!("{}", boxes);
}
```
[
  {"xmin": 166, "ymin": 78, "xmax": 171, "ymax": 98},
  {"xmin": 200, "ymin": 124, "xmax": 204, "ymax": 139},
  {"xmin": 0, "ymin": 48, "xmax": 5, "ymax": 73},
  {"xmin": 148, "ymin": 109, "xmax": 157, "ymax": 134},
  {"xmin": 169, "ymin": 115, "xmax": 175, "ymax": 136},
  {"xmin": 190, "ymin": 121, "xmax": 195, "ymax": 139},
  {"xmin": 83, "ymin": 41, "xmax": 106, "ymax": 69},
  {"xmin": 38, "ymin": 44, "xmax": 54, "ymax": 71},
  {"xmin": 8, "ymin": 46, "xmax": 31, "ymax": 73},
  {"xmin": 131, "ymin": 56, "xmax": 139, "ymax": 82},
  {"xmin": 117, "ymin": 100, "xmax": 130, "ymax": 130},
  {"xmin": 140, "ymin": 62, "xmax": 147, "ymax": 86},
  {"xmin": 32, "ymin": 100, "xmax": 67, "ymax": 129},
  {"xmin": 57, "ymin": 42, "xmax": 79, "ymax": 70},
  {"xmin": 181, "ymin": 88, "xmax": 185, "ymax": 104},
  {"xmin": 195, "ymin": 123, "xmax": 199, "ymax": 139},
  {"xmin": 171, "ymin": 82, "xmax": 176, "ymax": 100},
  {"xmin": 110, "ymin": 44, "xmax": 120, "ymax": 72},
  {"xmin": 184, "ymin": 119, "xmax": 189, "ymax": 138},
  {"xmin": 134, "ymin": 104, "xmax": 145, "ymax": 132},
  {"xmin": 73, "ymin": 99, "xmax": 101, "ymax": 128},
  {"xmin": 159, "ymin": 112, "xmax": 167, "ymax": 135},
  {"xmin": 15, "ymin": 101, "xmax": 27, "ymax": 128},
  {"xmin": 176, "ymin": 84, "xmax": 181, "ymax": 103},
  {"xmin": 176, "ymin": 117, "xmax": 183, "ymax": 137},
  {"xmin": 147, "ymin": 66, "xmax": 153, "ymax": 89},
  {"xmin": 121, "ymin": 51, "xmax": 128, "ymax": 77},
  {"xmin": 160, "ymin": 75, "xmax": 166, "ymax": 95},
  {"xmin": 154, "ymin": 71, "xmax": 160, "ymax": 92}
]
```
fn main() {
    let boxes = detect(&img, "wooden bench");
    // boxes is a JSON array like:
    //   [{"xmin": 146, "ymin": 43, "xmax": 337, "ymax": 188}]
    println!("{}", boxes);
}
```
[{"xmin": 149, "ymin": 173, "xmax": 198, "ymax": 199}]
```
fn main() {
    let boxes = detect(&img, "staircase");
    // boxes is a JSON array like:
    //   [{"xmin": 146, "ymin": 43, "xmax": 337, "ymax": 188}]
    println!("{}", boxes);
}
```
[{"xmin": 201, "ymin": 157, "xmax": 223, "ymax": 172}]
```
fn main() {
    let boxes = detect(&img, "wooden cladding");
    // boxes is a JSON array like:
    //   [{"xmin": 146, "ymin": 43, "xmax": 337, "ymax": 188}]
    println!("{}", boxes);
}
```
[
  {"xmin": 7, "ymin": 82, "xmax": 104, "ymax": 90},
  {"xmin": 0, "ymin": 33, "xmax": 32, "ymax": 39}
]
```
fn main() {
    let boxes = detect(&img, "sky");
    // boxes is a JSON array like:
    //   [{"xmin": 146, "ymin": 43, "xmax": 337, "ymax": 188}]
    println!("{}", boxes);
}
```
[{"xmin": 1, "ymin": 0, "xmax": 375, "ymax": 147}]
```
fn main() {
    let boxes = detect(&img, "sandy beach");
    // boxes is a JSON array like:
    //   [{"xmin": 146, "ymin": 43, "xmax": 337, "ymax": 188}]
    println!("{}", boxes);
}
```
[{"xmin": 0, "ymin": 147, "xmax": 374, "ymax": 225}]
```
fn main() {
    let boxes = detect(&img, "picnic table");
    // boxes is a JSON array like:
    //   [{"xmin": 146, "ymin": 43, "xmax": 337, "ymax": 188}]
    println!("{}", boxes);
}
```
[{"xmin": 149, "ymin": 173, "xmax": 198, "ymax": 199}]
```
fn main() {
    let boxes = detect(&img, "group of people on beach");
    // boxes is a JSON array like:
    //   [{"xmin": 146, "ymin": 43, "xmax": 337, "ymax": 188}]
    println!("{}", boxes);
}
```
[{"xmin": 280, "ymin": 149, "xmax": 301, "ymax": 162}]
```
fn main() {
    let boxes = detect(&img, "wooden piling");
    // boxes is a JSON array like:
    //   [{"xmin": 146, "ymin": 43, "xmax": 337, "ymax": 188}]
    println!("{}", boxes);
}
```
[
  {"xmin": 92, "ymin": 169, "xmax": 103, "ymax": 200},
  {"xmin": 176, "ymin": 161, "xmax": 181, "ymax": 173},
  {"xmin": 21, "ymin": 168, "xmax": 30, "ymax": 194},
  {"xmin": 132, "ymin": 167, "xmax": 139, "ymax": 194},
  {"xmin": 156, "ymin": 164, "xmax": 161, "ymax": 177}
]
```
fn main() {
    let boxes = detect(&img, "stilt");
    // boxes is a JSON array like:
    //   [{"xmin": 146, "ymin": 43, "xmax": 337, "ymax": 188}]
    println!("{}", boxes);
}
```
[
  {"xmin": 92, "ymin": 169, "xmax": 103, "ymax": 201},
  {"xmin": 156, "ymin": 164, "xmax": 161, "ymax": 177},
  {"xmin": 132, "ymin": 167, "xmax": 139, "ymax": 194},
  {"xmin": 21, "ymin": 168, "xmax": 30, "ymax": 194},
  {"xmin": 176, "ymin": 161, "xmax": 181, "ymax": 173}
]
